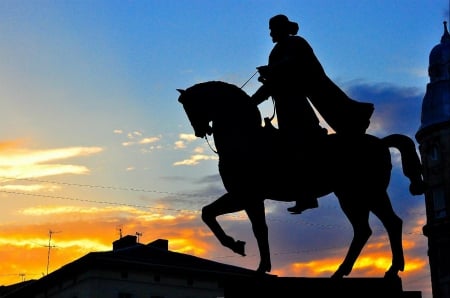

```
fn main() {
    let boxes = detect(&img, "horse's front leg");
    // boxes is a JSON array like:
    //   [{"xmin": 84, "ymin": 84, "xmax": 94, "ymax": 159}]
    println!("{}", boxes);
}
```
[
  {"xmin": 245, "ymin": 200, "xmax": 271, "ymax": 273},
  {"xmin": 201, "ymin": 192, "xmax": 246, "ymax": 256}
]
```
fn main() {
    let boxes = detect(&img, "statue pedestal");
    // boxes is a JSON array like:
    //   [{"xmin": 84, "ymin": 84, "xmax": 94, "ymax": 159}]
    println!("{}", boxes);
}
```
[{"xmin": 224, "ymin": 275, "xmax": 421, "ymax": 298}]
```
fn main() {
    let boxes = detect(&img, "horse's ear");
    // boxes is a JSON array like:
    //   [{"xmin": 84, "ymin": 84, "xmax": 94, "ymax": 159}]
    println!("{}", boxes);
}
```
[{"xmin": 177, "ymin": 89, "xmax": 186, "ymax": 103}]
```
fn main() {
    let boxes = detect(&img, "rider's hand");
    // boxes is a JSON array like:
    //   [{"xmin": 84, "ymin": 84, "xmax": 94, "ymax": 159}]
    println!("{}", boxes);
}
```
[{"xmin": 257, "ymin": 65, "xmax": 270, "ymax": 78}]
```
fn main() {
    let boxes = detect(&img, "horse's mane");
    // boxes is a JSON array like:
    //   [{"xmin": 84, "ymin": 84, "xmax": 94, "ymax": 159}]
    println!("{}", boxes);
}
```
[{"xmin": 186, "ymin": 81, "xmax": 250, "ymax": 104}]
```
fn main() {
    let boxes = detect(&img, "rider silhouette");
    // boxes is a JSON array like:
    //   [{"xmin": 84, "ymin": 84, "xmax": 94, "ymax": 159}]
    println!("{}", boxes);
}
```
[{"xmin": 252, "ymin": 14, "xmax": 374, "ymax": 214}]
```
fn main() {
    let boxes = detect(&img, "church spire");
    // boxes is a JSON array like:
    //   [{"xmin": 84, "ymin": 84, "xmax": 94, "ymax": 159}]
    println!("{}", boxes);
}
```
[
  {"xmin": 441, "ymin": 21, "xmax": 450, "ymax": 43},
  {"xmin": 415, "ymin": 20, "xmax": 450, "ymax": 298},
  {"xmin": 418, "ymin": 21, "xmax": 450, "ymax": 131}
]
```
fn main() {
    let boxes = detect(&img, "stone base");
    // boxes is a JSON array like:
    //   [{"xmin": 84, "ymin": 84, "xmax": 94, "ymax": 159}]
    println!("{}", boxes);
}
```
[{"xmin": 224, "ymin": 275, "xmax": 421, "ymax": 298}]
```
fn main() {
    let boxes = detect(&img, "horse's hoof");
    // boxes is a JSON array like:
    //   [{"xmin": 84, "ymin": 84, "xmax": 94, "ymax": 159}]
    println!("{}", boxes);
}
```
[
  {"xmin": 330, "ymin": 272, "xmax": 344, "ymax": 279},
  {"xmin": 231, "ymin": 240, "xmax": 246, "ymax": 256},
  {"xmin": 384, "ymin": 269, "xmax": 400, "ymax": 280},
  {"xmin": 384, "ymin": 265, "xmax": 402, "ymax": 280},
  {"xmin": 331, "ymin": 265, "xmax": 350, "ymax": 279},
  {"xmin": 256, "ymin": 261, "xmax": 272, "ymax": 273}
]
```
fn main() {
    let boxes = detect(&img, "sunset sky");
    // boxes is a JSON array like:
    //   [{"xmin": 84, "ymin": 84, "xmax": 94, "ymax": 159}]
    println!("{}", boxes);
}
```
[{"xmin": 0, "ymin": 1, "xmax": 447, "ymax": 298}]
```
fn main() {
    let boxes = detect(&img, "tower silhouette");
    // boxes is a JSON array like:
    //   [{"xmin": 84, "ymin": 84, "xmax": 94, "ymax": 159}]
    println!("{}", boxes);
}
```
[{"xmin": 416, "ymin": 21, "xmax": 450, "ymax": 298}]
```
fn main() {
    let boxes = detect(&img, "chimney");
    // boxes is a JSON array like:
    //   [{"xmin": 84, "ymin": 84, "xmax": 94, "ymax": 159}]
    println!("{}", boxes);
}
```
[
  {"xmin": 113, "ymin": 235, "xmax": 137, "ymax": 251},
  {"xmin": 148, "ymin": 239, "xmax": 168, "ymax": 250}
]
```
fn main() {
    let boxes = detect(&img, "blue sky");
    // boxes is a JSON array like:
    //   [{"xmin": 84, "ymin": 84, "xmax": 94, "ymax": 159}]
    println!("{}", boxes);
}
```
[{"xmin": 0, "ymin": 1, "xmax": 448, "ymax": 297}]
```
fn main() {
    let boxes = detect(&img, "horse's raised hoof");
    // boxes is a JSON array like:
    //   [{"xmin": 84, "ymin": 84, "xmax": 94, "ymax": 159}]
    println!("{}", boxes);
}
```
[{"xmin": 228, "ymin": 240, "xmax": 246, "ymax": 256}]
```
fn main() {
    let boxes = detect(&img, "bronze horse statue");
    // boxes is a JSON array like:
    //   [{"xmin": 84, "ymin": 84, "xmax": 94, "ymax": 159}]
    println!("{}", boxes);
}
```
[{"xmin": 177, "ymin": 80, "xmax": 425, "ymax": 278}]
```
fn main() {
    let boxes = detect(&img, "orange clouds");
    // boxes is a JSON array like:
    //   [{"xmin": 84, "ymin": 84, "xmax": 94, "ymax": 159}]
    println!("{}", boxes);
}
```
[
  {"xmin": 0, "ymin": 140, "xmax": 26, "ymax": 150},
  {"xmin": 0, "ymin": 203, "xmax": 214, "ymax": 286},
  {"xmin": 272, "ymin": 253, "xmax": 427, "ymax": 279},
  {"xmin": 0, "ymin": 200, "xmax": 431, "ymax": 297},
  {"xmin": 0, "ymin": 139, "xmax": 431, "ymax": 296}
]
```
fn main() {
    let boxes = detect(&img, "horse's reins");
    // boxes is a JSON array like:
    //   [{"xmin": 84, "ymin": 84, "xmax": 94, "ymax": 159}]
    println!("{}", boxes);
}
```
[
  {"xmin": 205, "ymin": 135, "xmax": 217, "ymax": 154},
  {"xmin": 242, "ymin": 70, "xmax": 276, "ymax": 122},
  {"xmin": 204, "ymin": 70, "xmax": 275, "ymax": 154},
  {"xmin": 240, "ymin": 70, "xmax": 258, "ymax": 89}
]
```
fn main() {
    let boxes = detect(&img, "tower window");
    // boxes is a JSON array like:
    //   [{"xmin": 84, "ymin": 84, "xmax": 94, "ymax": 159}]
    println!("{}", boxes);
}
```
[
  {"xmin": 429, "ymin": 144, "xmax": 440, "ymax": 161},
  {"xmin": 432, "ymin": 188, "xmax": 446, "ymax": 218}
]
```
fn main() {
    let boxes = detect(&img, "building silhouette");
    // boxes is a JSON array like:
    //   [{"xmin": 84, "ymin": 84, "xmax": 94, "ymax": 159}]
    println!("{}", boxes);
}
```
[
  {"xmin": 416, "ymin": 21, "xmax": 450, "ymax": 298},
  {"xmin": 0, "ymin": 235, "xmax": 258, "ymax": 298},
  {"xmin": 0, "ymin": 235, "xmax": 422, "ymax": 298}
]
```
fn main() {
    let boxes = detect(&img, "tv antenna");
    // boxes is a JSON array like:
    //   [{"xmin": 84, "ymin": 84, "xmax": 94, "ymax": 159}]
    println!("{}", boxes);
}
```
[
  {"xmin": 136, "ymin": 232, "xmax": 143, "ymax": 243},
  {"xmin": 116, "ymin": 225, "xmax": 123, "ymax": 238},
  {"xmin": 19, "ymin": 273, "xmax": 26, "ymax": 282},
  {"xmin": 46, "ymin": 230, "xmax": 60, "ymax": 275}
]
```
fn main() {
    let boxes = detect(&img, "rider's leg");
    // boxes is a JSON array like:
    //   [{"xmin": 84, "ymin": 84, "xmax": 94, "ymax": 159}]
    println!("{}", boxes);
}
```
[
  {"xmin": 284, "ymin": 133, "xmax": 325, "ymax": 215},
  {"xmin": 286, "ymin": 156, "xmax": 320, "ymax": 214}
]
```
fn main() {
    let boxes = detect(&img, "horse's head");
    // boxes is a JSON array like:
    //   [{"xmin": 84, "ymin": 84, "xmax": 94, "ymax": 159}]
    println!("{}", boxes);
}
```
[{"xmin": 177, "ymin": 88, "xmax": 213, "ymax": 139}]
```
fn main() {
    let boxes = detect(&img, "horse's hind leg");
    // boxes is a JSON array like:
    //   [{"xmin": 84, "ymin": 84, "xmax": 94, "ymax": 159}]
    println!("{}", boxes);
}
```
[
  {"xmin": 371, "ymin": 191, "xmax": 404, "ymax": 278},
  {"xmin": 201, "ymin": 192, "xmax": 247, "ymax": 256},
  {"xmin": 245, "ymin": 201, "xmax": 271, "ymax": 273},
  {"xmin": 332, "ymin": 195, "xmax": 372, "ymax": 278}
]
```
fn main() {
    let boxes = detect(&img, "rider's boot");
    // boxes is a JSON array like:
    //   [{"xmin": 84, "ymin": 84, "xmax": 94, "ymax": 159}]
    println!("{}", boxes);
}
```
[{"xmin": 287, "ymin": 198, "xmax": 319, "ymax": 214}]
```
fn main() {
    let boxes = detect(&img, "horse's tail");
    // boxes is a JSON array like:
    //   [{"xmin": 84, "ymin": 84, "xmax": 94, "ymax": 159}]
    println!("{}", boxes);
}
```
[{"xmin": 382, "ymin": 134, "xmax": 427, "ymax": 195}]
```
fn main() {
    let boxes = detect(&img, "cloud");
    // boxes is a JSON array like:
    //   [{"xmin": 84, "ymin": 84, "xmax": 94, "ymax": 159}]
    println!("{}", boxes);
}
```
[
  {"xmin": 173, "ymin": 154, "xmax": 218, "ymax": 166},
  {"xmin": 0, "ymin": 204, "xmax": 213, "ymax": 285},
  {"xmin": 0, "ymin": 183, "xmax": 60, "ymax": 192},
  {"xmin": 173, "ymin": 132, "xmax": 219, "ymax": 166},
  {"xmin": 174, "ymin": 140, "xmax": 187, "ymax": 149},
  {"xmin": 139, "ymin": 137, "xmax": 160, "ymax": 144},
  {"xmin": 0, "ymin": 81, "xmax": 431, "ymax": 293},
  {"xmin": 343, "ymin": 80, "xmax": 423, "ymax": 136},
  {"xmin": 0, "ymin": 140, "xmax": 26, "ymax": 150},
  {"xmin": 0, "ymin": 141, "xmax": 103, "ymax": 193},
  {"xmin": 0, "ymin": 147, "xmax": 103, "ymax": 167},
  {"xmin": 0, "ymin": 143, "xmax": 103, "ymax": 179},
  {"xmin": 179, "ymin": 133, "xmax": 197, "ymax": 142},
  {"xmin": 117, "ymin": 130, "xmax": 162, "ymax": 148},
  {"xmin": 174, "ymin": 133, "xmax": 198, "ymax": 149}
]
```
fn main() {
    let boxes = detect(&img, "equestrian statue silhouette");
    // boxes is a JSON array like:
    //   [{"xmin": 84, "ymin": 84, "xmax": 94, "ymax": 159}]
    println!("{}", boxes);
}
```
[{"xmin": 177, "ymin": 80, "xmax": 426, "ymax": 279}]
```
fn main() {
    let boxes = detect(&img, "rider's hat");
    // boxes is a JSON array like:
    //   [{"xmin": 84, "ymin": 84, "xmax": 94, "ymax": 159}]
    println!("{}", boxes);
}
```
[{"xmin": 269, "ymin": 14, "xmax": 299, "ymax": 35}]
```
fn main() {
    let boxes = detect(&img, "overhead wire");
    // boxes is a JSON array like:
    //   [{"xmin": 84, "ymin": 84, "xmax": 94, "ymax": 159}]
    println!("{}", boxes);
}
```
[
  {"xmin": 0, "ymin": 176, "xmax": 211, "ymax": 198},
  {"xmin": 0, "ymin": 177, "xmax": 425, "ymax": 236},
  {"xmin": 0, "ymin": 176, "xmax": 429, "ymax": 284}
]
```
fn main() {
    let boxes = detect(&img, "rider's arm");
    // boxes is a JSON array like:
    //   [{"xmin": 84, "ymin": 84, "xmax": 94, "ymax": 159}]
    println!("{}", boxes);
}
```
[{"xmin": 251, "ymin": 83, "xmax": 271, "ymax": 105}]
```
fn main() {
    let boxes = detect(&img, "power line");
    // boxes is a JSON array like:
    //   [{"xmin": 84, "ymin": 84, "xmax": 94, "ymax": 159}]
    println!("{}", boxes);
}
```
[
  {"xmin": 0, "ymin": 188, "xmax": 425, "ymax": 240},
  {"xmin": 0, "ymin": 176, "xmax": 212, "ymax": 198},
  {"xmin": 0, "ymin": 189, "xmax": 199, "ymax": 214}
]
